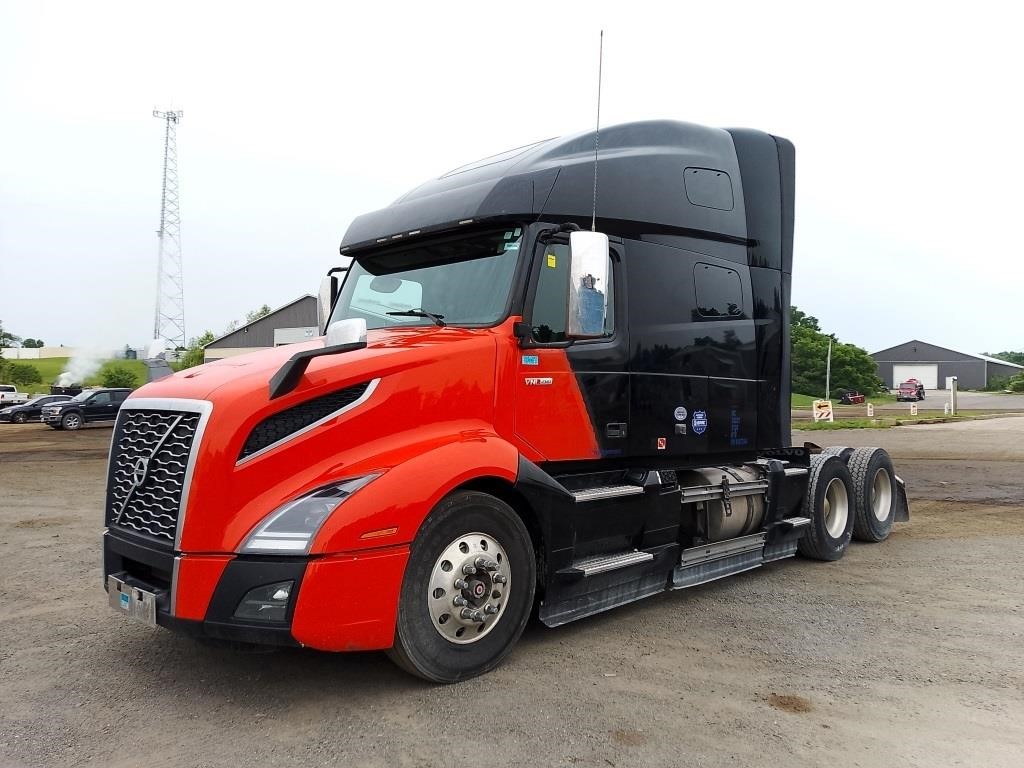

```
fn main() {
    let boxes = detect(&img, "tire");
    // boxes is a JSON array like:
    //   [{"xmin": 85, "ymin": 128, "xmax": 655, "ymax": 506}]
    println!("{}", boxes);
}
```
[
  {"xmin": 797, "ymin": 455, "xmax": 855, "ymax": 561},
  {"xmin": 388, "ymin": 490, "xmax": 536, "ymax": 683},
  {"xmin": 12, "ymin": 412, "xmax": 27, "ymax": 424},
  {"xmin": 849, "ymin": 447, "xmax": 896, "ymax": 542},
  {"xmin": 61, "ymin": 412, "xmax": 82, "ymax": 430},
  {"xmin": 819, "ymin": 445, "xmax": 851, "ymax": 460}
]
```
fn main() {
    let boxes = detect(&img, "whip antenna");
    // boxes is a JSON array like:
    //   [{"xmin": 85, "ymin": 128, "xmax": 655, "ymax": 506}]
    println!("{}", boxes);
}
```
[{"xmin": 591, "ymin": 30, "xmax": 604, "ymax": 232}]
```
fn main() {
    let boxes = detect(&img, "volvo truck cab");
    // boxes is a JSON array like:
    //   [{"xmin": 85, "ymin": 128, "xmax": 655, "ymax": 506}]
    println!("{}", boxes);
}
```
[{"xmin": 103, "ymin": 121, "xmax": 908, "ymax": 682}]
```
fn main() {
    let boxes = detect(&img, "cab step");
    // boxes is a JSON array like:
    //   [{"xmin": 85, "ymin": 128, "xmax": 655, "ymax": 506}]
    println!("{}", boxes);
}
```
[
  {"xmin": 570, "ymin": 485, "xmax": 645, "ymax": 503},
  {"xmin": 561, "ymin": 549, "xmax": 654, "ymax": 577},
  {"xmin": 779, "ymin": 516, "xmax": 811, "ymax": 529}
]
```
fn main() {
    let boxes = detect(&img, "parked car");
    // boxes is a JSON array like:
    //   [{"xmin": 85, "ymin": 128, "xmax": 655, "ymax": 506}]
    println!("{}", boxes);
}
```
[
  {"xmin": 0, "ymin": 394, "xmax": 73, "ymax": 423},
  {"xmin": 0, "ymin": 384, "xmax": 30, "ymax": 406},
  {"xmin": 896, "ymin": 379, "xmax": 926, "ymax": 401},
  {"xmin": 41, "ymin": 388, "xmax": 133, "ymax": 430},
  {"xmin": 836, "ymin": 389, "xmax": 866, "ymax": 405}
]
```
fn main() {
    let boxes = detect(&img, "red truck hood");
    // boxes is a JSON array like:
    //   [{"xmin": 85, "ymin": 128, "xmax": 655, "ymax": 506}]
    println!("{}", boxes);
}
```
[
  {"xmin": 135, "ymin": 326, "xmax": 486, "ymax": 402},
  {"xmin": 128, "ymin": 324, "xmax": 506, "ymax": 553}
]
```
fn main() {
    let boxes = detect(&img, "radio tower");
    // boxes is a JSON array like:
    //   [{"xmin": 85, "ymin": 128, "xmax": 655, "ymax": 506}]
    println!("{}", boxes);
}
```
[{"xmin": 152, "ymin": 109, "xmax": 185, "ymax": 352}]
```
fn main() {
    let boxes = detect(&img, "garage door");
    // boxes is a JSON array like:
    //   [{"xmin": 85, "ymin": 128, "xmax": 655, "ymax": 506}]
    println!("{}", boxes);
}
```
[{"xmin": 893, "ymin": 364, "xmax": 939, "ymax": 390}]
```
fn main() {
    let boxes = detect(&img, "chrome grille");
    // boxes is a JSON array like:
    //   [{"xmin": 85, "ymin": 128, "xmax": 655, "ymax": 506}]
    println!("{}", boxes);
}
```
[{"xmin": 106, "ymin": 409, "xmax": 201, "ymax": 543}]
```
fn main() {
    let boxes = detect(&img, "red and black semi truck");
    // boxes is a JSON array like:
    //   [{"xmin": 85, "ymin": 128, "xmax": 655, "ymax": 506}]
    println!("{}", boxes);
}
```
[{"xmin": 103, "ymin": 120, "xmax": 908, "ymax": 682}]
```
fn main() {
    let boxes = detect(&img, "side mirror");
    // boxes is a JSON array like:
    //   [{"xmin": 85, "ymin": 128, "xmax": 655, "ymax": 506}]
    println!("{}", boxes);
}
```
[
  {"xmin": 325, "ymin": 317, "xmax": 367, "ymax": 348},
  {"xmin": 566, "ymin": 231, "xmax": 610, "ymax": 339},
  {"xmin": 318, "ymin": 266, "xmax": 348, "ymax": 334},
  {"xmin": 318, "ymin": 274, "xmax": 338, "ymax": 335}
]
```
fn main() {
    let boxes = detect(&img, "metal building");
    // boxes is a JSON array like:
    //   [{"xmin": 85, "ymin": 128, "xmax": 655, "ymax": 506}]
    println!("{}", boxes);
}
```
[
  {"xmin": 871, "ymin": 339, "xmax": 1023, "ymax": 390},
  {"xmin": 204, "ymin": 296, "xmax": 318, "ymax": 362}
]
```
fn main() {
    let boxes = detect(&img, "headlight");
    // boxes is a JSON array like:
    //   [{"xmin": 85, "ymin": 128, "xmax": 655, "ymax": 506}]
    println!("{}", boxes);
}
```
[{"xmin": 239, "ymin": 475, "xmax": 378, "ymax": 555}]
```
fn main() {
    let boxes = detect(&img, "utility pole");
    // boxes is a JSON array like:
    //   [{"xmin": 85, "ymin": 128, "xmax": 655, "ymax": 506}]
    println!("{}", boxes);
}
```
[{"xmin": 152, "ymin": 109, "xmax": 185, "ymax": 352}]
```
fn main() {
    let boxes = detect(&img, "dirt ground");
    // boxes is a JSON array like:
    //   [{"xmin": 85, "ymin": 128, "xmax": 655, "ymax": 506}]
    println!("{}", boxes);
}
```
[{"xmin": 1, "ymin": 419, "xmax": 1022, "ymax": 768}]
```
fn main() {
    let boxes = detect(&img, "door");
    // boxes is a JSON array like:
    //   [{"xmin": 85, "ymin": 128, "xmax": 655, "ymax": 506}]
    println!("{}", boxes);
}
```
[
  {"xmin": 84, "ymin": 391, "xmax": 115, "ymax": 422},
  {"xmin": 514, "ymin": 236, "xmax": 628, "ymax": 463},
  {"xmin": 893, "ymin": 364, "xmax": 938, "ymax": 390}
]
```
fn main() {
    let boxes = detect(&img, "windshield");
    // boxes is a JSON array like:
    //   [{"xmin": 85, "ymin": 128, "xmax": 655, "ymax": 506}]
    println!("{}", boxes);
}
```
[
  {"xmin": 72, "ymin": 391, "xmax": 94, "ymax": 402},
  {"xmin": 330, "ymin": 228, "xmax": 522, "ymax": 329}
]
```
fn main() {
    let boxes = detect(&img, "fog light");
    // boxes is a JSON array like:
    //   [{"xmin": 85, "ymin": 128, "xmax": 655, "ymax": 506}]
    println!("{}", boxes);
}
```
[{"xmin": 233, "ymin": 580, "xmax": 294, "ymax": 623}]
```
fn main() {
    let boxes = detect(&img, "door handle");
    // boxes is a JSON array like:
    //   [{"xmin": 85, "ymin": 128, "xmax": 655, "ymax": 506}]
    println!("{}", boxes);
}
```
[{"xmin": 605, "ymin": 422, "xmax": 627, "ymax": 438}]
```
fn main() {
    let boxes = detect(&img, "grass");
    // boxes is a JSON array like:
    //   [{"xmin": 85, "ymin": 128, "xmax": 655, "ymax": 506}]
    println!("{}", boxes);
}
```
[
  {"xmin": 2, "ymin": 357, "xmax": 150, "ymax": 394},
  {"xmin": 791, "ymin": 392, "xmax": 896, "ymax": 406},
  {"xmin": 795, "ymin": 413, "xmax": 992, "ymax": 431}
]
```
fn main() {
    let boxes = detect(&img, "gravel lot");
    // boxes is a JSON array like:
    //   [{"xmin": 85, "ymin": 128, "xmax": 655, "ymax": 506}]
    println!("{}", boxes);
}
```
[{"xmin": 1, "ymin": 419, "xmax": 1022, "ymax": 767}]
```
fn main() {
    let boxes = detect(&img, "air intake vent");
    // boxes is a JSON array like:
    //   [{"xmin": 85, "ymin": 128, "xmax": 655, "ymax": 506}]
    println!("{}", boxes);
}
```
[{"xmin": 239, "ymin": 381, "xmax": 373, "ymax": 462}]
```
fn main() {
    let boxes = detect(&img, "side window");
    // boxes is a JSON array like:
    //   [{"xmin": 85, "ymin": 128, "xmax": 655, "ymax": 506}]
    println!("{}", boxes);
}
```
[
  {"xmin": 90, "ymin": 392, "xmax": 112, "ymax": 406},
  {"xmin": 530, "ymin": 241, "xmax": 615, "ymax": 343},
  {"xmin": 112, "ymin": 391, "xmax": 129, "ymax": 403},
  {"xmin": 694, "ymin": 263, "xmax": 743, "ymax": 318}
]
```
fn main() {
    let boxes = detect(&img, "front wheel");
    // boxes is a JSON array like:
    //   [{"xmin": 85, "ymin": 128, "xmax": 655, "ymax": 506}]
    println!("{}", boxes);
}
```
[
  {"xmin": 13, "ymin": 412, "xmax": 27, "ymax": 424},
  {"xmin": 388, "ymin": 490, "xmax": 536, "ymax": 683},
  {"xmin": 61, "ymin": 412, "xmax": 82, "ymax": 430}
]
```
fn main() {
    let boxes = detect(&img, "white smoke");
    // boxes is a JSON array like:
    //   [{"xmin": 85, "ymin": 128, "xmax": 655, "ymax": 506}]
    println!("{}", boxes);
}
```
[
  {"xmin": 145, "ymin": 338, "xmax": 168, "ymax": 360},
  {"xmin": 56, "ymin": 350, "xmax": 110, "ymax": 387}
]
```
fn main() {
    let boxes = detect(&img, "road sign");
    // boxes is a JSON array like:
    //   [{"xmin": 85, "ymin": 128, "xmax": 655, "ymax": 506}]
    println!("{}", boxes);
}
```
[{"xmin": 812, "ymin": 399, "xmax": 834, "ymax": 423}]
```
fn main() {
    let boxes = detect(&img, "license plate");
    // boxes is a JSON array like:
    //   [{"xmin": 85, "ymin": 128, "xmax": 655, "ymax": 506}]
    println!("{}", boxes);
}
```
[{"xmin": 107, "ymin": 575, "xmax": 158, "ymax": 627}]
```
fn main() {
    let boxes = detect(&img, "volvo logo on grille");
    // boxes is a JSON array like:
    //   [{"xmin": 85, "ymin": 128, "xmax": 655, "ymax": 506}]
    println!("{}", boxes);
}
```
[{"xmin": 132, "ymin": 457, "xmax": 150, "ymax": 489}]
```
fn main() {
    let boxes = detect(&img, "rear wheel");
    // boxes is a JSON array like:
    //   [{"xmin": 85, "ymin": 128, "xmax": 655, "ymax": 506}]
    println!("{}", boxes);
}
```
[
  {"xmin": 388, "ymin": 490, "xmax": 536, "ymax": 683},
  {"xmin": 61, "ymin": 412, "xmax": 82, "ymax": 430},
  {"xmin": 849, "ymin": 447, "xmax": 896, "ymax": 542},
  {"xmin": 797, "ymin": 455, "xmax": 855, "ymax": 561}
]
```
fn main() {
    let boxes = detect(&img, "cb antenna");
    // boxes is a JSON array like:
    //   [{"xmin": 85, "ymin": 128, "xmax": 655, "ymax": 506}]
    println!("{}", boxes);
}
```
[{"xmin": 591, "ymin": 29, "xmax": 604, "ymax": 232}]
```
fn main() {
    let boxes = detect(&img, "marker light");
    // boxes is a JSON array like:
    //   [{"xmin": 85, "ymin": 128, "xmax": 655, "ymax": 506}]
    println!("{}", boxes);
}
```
[{"xmin": 239, "ymin": 475, "xmax": 378, "ymax": 555}]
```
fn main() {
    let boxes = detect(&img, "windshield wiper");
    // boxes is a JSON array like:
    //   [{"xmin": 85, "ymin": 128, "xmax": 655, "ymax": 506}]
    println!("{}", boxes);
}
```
[{"xmin": 387, "ymin": 309, "xmax": 446, "ymax": 327}]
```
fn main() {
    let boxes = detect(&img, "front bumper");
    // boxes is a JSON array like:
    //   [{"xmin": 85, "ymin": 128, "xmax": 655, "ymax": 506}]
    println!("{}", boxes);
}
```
[
  {"xmin": 103, "ymin": 529, "xmax": 409, "ymax": 651},
  {"xmin": 41, "ymin": 411, "xmax": 63, "ymax": 423}
]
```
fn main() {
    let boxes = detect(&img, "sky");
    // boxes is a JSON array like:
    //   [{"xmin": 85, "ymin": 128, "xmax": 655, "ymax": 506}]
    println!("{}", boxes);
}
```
[{"xmin": 1, "ymin": 1, "xmax": 1022, "ymax": 355}]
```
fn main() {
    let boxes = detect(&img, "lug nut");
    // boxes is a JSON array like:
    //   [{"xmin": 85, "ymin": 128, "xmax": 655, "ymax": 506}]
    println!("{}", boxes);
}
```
[
  {"xmin": 484, "ymin": 604, "xmax": 499, "ymax": 615},
  {"xmin": 475, "ymin": 557, "xmax": 499, "ymax": 571},
  {"xmin": 452, "ymin": 596, "xmax": 468, "ymax": 607},
  {"xmin": 492, "ymin": 574, "xmax": 507, "ymax": 584},
  {"xmin": 462, "ymin": 564, "xmax": 477, "ymax": 575},
  {"xmin": 454, "ymin": 578, "xmax": 469, "ymax": 590},
  {"xmin": 460, "ymin": 608, "xmax": 484, "ymax": 622}
]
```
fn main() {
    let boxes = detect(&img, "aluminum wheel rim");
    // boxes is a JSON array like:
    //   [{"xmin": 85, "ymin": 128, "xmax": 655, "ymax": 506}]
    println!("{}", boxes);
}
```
[
  {"xmin": 428, "ymin": 532, "xmax": 510, "ymax": 645},
  {"xmin": 65, "ymin": 414, "xmax": 81, "ymax": 428},
  {"xmin": 823, "ymin": 477, "xmax": 849, "ymax": 538},
  {"xmin": 872, "ymin": 468, "xmax": 893, "ymax": 521}
]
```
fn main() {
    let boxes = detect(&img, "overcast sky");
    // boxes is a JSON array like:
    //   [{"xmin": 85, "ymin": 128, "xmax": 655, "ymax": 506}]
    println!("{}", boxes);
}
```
[{"xmin": 1, "ymin": 1, "xmax": 1021, "ymax": 355}]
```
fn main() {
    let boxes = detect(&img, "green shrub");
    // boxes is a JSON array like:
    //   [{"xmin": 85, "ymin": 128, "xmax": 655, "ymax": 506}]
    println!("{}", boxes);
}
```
[
  {"xmin": 8, "ymin": 362, "xmax": 42, "ymax": 387},
  {"xmin": 101, "ymin": 365, "xmax": 138, "ymax": 389}
]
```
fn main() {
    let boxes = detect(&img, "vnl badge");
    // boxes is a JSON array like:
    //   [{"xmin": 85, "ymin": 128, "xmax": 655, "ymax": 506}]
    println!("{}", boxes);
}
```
[{"xmin": 691, "ymin": 410, "xmax": 708, "ymax": 435}]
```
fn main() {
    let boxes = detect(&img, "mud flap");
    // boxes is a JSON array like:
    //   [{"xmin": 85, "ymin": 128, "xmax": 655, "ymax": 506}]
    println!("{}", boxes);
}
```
[{"xmin": 894, "ymin": 474, "xmax": 910, "ymax": 522}]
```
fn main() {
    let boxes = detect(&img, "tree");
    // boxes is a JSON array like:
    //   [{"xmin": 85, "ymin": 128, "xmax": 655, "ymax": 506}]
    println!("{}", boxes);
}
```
[
  {"xmin": 22, "ymin": 338, "xmax": 44, "ymax": 348},
  {"xmin": 790, "ymin": 305, "xmax": 884, "ymax": 397},
  {"xmin": 8, "ymin": 362, "xmax": 42, "ymax": 387},
  {"xmin": 246, "ymin": 304, "xmax": 273, "ymax": 324},
  {"xmin": 0, "ymin": 319, "xmax": 20, "ymax": 348},
  {"xmin": 178, "ymin": 330, "xmax": 215, "ymax": 370},
  {"xmin": 101, "ymin": 365, "xmax": 138, "ymax": 388}
]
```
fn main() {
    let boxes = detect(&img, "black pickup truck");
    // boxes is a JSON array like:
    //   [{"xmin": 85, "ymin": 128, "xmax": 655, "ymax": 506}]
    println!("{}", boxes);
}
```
[{"xmin": 41, "ymin": 388, "xmax": 132, "ymax": 430}]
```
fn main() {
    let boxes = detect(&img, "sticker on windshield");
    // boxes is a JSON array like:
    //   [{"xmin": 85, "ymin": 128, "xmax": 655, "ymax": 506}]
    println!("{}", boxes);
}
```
[
  {"xmin": 673, "ymin": 406, "xmax": 688, "ymax": 422},
  {"xmin": 546, "ymin": 253, "xmax": 557, "ymax": 268},
  {"xmin": 521, "ymin": 355, "xmax": 539, "ymax": 366},
  {"xmin": 504, "ymin": 242, "xmax": 519, "ymax": 251}
]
